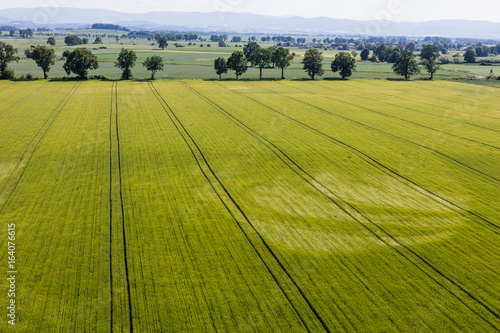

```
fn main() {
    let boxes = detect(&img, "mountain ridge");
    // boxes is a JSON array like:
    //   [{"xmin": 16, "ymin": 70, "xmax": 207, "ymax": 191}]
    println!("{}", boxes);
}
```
[{"xmin": 0, "ymin": 7, "xmax": 499, "ymax": 39}]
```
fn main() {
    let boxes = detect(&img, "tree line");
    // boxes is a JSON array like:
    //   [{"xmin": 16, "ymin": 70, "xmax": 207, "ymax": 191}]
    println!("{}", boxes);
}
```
[
  {"xmin": 0, "ymin": 42, "xmax": 164, "ymax": 80},
  {"xmin": 213, "ymin": 43, "xmax": 445, "ymax": 81},
  {"xmin": 0, "ymin": 40, "xmax": 495, "ymax": 81}
]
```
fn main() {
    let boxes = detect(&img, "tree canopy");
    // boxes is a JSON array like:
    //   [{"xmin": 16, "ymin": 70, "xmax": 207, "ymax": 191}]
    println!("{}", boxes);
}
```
[
  {"xmin": 250, "ymin": 48, "xmax": 272, "ymax": 80},
  {"xmin": 47, "ymin": 37, "xmax": 56, "ymax": 46},
  {"xmin": 360, "ymin": 49, "xmax": 369, "ymax": 61},
  {"xmin": 422, "ymin": 57, "xmax": 440, "ymax": 80},
  {"xmin": 331, "ymin": 52, "xmax": 356, "ymax": 79},
  {"xmin": 420, "ymin": 44, "xmax": 440, "ymax": 61},
  {"xmin": 158, "ymin": 37, "xmax": 168, "ymax": 50},
  {"xmin": 243, "ymin": 42, "xmax": 260, "ymax": 64},
  {"xmin": 214, "ymin": 57, "xmax": 228, "ymax": 80},
  {"xmin": 31, "ymin": 45, "xmax": 56, "ymax": 79},
  {"xmin": 227, "ymin": 51, "xmax": 247, "ymax": 80},
  {"xmin": 392, "ymin": 50, "xmax": 420, "ymax": 80},
  {"xmin": 63, "ymin": 48, "xmax": 99, "ymax": 79},
  {"xmin": 272, "ymin": 47, "xmax": 294, "ymax": 79},
  {"xmin": 0, "ymin": 43, "xmax": 20, "ymax": 79},
  {"xmin": 143, "ymin": 55, "xmax": 164, "ymax": 79},
  {"xmin": 464, "ymin": 48, "xmax": 477, "ymax": 63},
  {"xmin": 302, "ymin": 48, "xmax": 324, "ymax": 80},
  {"xmin": 115, "ymin": 48, "xmax": 137, "ymax": 80},
  {"xmin": 64, "ymin": 35, "xmax": 83, "ymax": 46}
]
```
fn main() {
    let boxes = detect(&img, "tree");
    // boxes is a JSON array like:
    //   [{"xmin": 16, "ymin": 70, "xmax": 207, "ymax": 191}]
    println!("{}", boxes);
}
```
[
  {"xmin": 63, "ymin": 47, "xmax": 99, "ymax": 79},
  {"xmin": 82, "ymin": 38, "xmax": 89, "ymax": 44},
  {"xmin": 115, "ymin": 48, "xmax": 137, "ymax": 80},
  {"xmin": 93, "ymin": 37, "xmax": 103, "ymax": 44},
  {"xmin": 422, "ymin": 57, "xmax": 440, "ymax": 80},
  {"xmin": 464, "ymin": 48, "xmax": 476, "ymax": 63},
  {"xmin": 214, "ymin": 57, "xmax": 228, "ymax": 80},
  {"xmin": 9, "ymin": 30, "xmax": 15, "ymax": 38},
  {"xmin": 24, "ymin": 46, "xmax": 35, "ymax": 59},
  {"xmin": 420, "ymin": 44, "xmax": 440, "ymax": 61},
  {"xmin": 243, "ymin": 42, "xmax": 260, "ymax": 63},
  {"xmin": 47, "ymin": 37, "xmax": 56, "ymax": 46},
  {"xmin": 64, "ymin": 35, "xmax": 83, "ymax": 46},
  {"xmin": 227, "ymin": 51, "xmax": 247, "ymax": 80},
  {"xmin": 0, "ymin": 43, "xmax": 20, "ymax": 79},
  {"xmin": 405, "ymin": 42, "xmax": 416, "ymax": 52},
  {"xmin": 331, "ymin": 52, "xmax": 356, "ymax": 80},
  {"xmin": 360, "ymin": 48, "xmax": 369, "ymax": 61},
  {"xmin": 392, "ymin": 50, "xmax": 420, "ymax": 80},
  {"xmin": 388, "ymin": 49, "xmax": 400, "ymax": 63},
  {"xmin": 302, "ymin": 48, "xmax": 324, "ymax": 80},
  {"xmin": 272, "ymin": 47, "xmax": 294, "ymax": 79},
  {"xmin": 143, "ymin": 55, "xmax": 164, "ymax": 79},
  {"xmin": 158, "ymin": 37, "xmax": 168, "ymax": 50},
  {"xmin": 218, "ymin": 40, "xmax": 226, "ymax": 47},
  {"xmin": 251, "ymin": 48, "xmax": 272, "ymax": 80},
  {"xmin": 31, "ymin": 45, "xmax": 56, "ymax": 79}
]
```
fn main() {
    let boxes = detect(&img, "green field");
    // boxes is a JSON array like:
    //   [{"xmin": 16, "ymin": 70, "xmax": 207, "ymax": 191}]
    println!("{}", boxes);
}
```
[
  {"xmin": 0, "ymin": 79, "xmax": 499, "ymax": 332},
  {"xmin": 4, "ymin": 35, "xmax": 497, "ymax": 80}
]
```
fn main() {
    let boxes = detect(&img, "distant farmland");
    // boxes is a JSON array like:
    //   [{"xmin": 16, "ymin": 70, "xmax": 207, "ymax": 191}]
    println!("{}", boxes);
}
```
[{"xmin": 0, "ymin": 80, "xmax": 499, "ymax": 332}]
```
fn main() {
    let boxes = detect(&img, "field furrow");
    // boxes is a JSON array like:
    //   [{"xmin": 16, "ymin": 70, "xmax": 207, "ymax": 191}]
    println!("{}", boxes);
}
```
[
  {"xmin": 0, "ymin": 82, "xmax": 79, "ymax": 199},
  {"xmin": 151, "ymin": 80, "xmax": 499, "ymax": 331},
  {"xmin": 0, "ymin": 81, "xmax": 112, "ymax": 332},
  {"xmin": 1, "ymin": 80, "xmax": 498, "ymax": 332},
  {"xmin": 115, "ymin": 81, "xmax": 320, "ymax": 332}
]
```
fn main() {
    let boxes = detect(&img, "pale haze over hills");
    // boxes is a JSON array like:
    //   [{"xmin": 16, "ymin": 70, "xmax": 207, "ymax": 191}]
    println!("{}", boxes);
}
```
[{"xmin": 0, "ymin": 7, "xmax": 499, "ymax": 39}]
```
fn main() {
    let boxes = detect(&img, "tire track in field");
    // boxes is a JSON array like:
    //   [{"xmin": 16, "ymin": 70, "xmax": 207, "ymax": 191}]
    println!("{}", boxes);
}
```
[
  {"xmin": 0, "ymin": 81, "xmax": 80, "ymax": 214},
  {"xmin": 239, "ymin": 81, "xmax": 500, "ymax": 232},
  {"xmin": 288, "ymin": 81, "xmax": 500, "ymax": 152},
  {"xmin": 111, "ymin": 81, "xmax": 134, "ymax": 333},
  {"xmin": 278, "ymin": 82, "xmax": 500, "ymax": 183},
  {"xmin": 273, "ymin": 81, "xmax": 500, "ymax": 183},
  {"xmin": 198, "ymin": 81, "xmax": 500, "ymax": 330},
  {"xmin": 148, "ymin": 81, "xmax": 329, "ymax": 333},
  {"xmin": 340, "ymin": 80, "xmax": 500, "ymax": 132},
  {"xmin": 109, "ymin": 81, "xmax": 115, "ymax": 333}
]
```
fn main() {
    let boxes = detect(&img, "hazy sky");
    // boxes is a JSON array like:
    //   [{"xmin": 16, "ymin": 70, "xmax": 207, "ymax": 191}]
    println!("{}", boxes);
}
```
[{"xmin": 1, "ymin": 0, "xmax": 500, "ymax": 22}]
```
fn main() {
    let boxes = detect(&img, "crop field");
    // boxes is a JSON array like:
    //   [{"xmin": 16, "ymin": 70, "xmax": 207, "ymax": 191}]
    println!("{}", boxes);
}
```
[{"xmin": 0, "ymin": 79, "xmax": 499, "ymax": 332}]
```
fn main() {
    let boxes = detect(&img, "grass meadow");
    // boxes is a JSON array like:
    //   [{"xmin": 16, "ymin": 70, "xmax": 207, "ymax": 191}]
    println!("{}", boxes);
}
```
[
  {"xmin": 0, "ymin": 79, "xmax": 498, "ymax": 332},
  {"xmin": 4, "ymin": 34, "xmax": 499, "ymax": 81}
]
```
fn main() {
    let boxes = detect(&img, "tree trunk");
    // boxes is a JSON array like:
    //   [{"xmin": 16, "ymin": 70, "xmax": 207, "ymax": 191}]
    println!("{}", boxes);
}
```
[
  {"xmin": 430, "ymin": 72, "xmax": 434, "ymax": 80},
  {"xmin": 312, "ymin": 72, "xmax": 315, "ymax": 80},
  {"xmin": 281, "ymin": 67, "xmax": 285, "ymax": 79},
  {"xmin": 43, "ymin": 71, "xmax": 47, "ymax": 79},
  {"xmin": 260, "ymin": 67, "xmax": 263, "ymax": 80},
  {"xmin": 236, "ymin": 74, "xmax": 239, "ymax": 80}
]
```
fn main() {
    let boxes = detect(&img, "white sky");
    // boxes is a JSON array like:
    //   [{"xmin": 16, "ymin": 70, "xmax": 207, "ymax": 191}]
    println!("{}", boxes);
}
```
[{"xmin": 1, "ymin": 0, "xmax": 500, "ymax": 22}]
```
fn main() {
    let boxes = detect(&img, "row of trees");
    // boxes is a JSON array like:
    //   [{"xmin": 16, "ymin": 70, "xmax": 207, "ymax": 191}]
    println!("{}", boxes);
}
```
[
  {"xmin": 214, "ymin": 43, "xmax": 294, "ymax": 80},
  {"xmin": 214, "ymin": 44, "xmax": 443, "ymax": 81},
  {"xmin": 0, "ymin": 42, "xmax": 165, "ymax": 80}
]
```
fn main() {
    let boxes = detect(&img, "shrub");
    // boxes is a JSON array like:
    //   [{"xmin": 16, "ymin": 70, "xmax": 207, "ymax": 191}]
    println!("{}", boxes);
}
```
[
  {"xmin": 1, "ymin": 68, "xmax": 15, "ymax": 80},
  {"xmin": 438, "ymin": 56, "xmax": 450, "ymax": 64}
]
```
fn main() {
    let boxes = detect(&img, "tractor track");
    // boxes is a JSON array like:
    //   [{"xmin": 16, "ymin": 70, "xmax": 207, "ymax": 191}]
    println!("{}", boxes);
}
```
[
  {"xmin": 0, "ymin": 81, "xmax": 80, "ymax": 214},
  {"xmin": 148, "ymin": 81, "xmax": 330, "ymax": 333},
  {"xmin": 238, "ymin": 81, "xmax": 500, "ymax": 232},
  {"xmin": 193, "ymin": 80, "xmax": 500, "ymax": 330}
]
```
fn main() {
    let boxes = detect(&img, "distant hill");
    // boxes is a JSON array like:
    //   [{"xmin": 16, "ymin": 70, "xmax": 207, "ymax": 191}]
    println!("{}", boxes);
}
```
[{"xmin": 0, "ymin": 7, "xmax": 499, "ymax": 39}]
